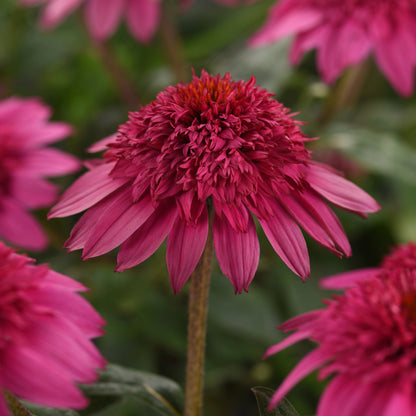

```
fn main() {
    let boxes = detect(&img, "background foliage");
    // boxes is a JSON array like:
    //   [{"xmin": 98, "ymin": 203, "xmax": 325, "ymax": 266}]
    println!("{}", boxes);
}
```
[{"xmin": 2, "ymin": 0, "xmax": 416, "ymax": 414}]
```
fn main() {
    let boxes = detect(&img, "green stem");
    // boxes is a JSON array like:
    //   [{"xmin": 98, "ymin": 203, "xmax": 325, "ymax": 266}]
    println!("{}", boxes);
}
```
[
  {"xmin": 159, "ymin": 2, "xmax": 189, "ymax": 83},
  {"xmin": 184, "ymin": 207, "xmax": 214, "ymax": 416},
  {"xmin": 93, "ymin": 40, "xmax": 142, "ymax": 109},
  {"xmin": 318, "ymin": 58, "xmax": 371, "ymax": 126}
]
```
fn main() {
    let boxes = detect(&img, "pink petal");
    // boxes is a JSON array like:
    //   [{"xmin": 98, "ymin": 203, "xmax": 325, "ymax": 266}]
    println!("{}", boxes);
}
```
[
  {"xmin": 263, "ymin": 329, "xmax": 312, "ymax": 359},
  {"xmin": 48, "ymin": 162, "xmax": 127, "ymax": 218},
  {"xmin": 0, "ymin": 97, "xmax": 50, "ymax": 123},
  {"xmin": 27, "ymin": 122, "xmax": 73, "ymax": 147},
  {"xmin": 85, "ymin": 0, "xmax": 124, "ymax": 40},
  {"xmin": 281, "ymin": 190, "xmax": 350, "ymax": 257},
  {"xmin": 167, "ymin": 206, "xmax": 209, "ymax": 294},
  {"xmin": 258, "ymin": 199, "xmax": 310, "ymax": 279},
  {"xmin": 88, "ymin": 134, "xmax": 118, "ymax": 153},
  {"xmin": 279, "ymin": 310, "xmax": 321, "ymax": 332},
  {"xmin": 249, "ymin": 2, "xmax": 322, "ymax": 47},
  {"xmin": 125, "ymin": 0, "xmax": 160, "ymax": 43},
  {"xmin": 0, "ymin": 395, "xmax": 9, "ymax": 416},
  {"xmin": 320, "ymin": 268, "xmax": 380, "ymax": 289},
  {"xmin": 305, "ymin": 163, "xmax": 381, "ymax": 214},
  {"xmin": 2, "ymin": 346, "xmax": 88, "ymax": 409},
  {"xmin": 13, "ymin": 174, "xmax": 58, "ymax": 209},
  {"xmin": 0, "ymin": 198, "xmax": 47, "ymax": 251},
  {"xmin": 40, "ymin": 0, "xmax": 84, "ymax": 29},
  {"xmin": 374, "ymin": 31, "xmax": 415, "ymax": 96},
  {"xmin": 213, "ymin": 209, "xmax": 260, "ymax": 293},
  {"xmin": 268, "ymin": 349, "xmax": 328, "ymax": 410},
  {"xmin": 21, "ymin": 148, "xmax": 80, "ymax": 176},
  {"xmin": 290, "ymin": 24, "xmax": 327, "ymax": 65},
  {"xmin": 116, "ymin": 200, "xmax": 178, "ymax": 271},
  {"xmin": 384, "ymin": 385, "xmax": 413, "ymax": 416},
  {"xmin": 82, "ymin": 188, "xmax": 155, "ymax": 258}
]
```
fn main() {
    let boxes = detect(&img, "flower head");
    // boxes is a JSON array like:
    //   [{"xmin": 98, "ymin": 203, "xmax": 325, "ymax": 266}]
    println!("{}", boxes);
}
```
[
  {"xmin": 0, "ymin": 241, "xmax": 106, "ymax": 414},
  {"xmin": 0, "ymin": 97, "xmax": 79, "ymax": 250},
  {"xmin": 265, "ymin": 242, "xmax": 416, "ymax": 415},
  {"xmin": 250, "ymin": 0, "xmax": 416, "ymax": 96},
  {"xmin": 49, "ymin": 70, "xmax": 379, "ymax": 294}
]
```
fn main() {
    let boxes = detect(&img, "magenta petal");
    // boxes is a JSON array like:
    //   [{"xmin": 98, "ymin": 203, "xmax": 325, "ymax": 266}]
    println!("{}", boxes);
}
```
[
  {"xmin": 85, "ymin": 0, "xmax": 124, "ymax": 40},
  {"xmin": 125, "ymin": 0, "xmax": 161, "ymax": 43},
  {"xmin": 2, "ymin": 347, "xmax": 88, "ymax": 409},
  {"xmin": 268, "ymin": 349, "xmax": 327, "ymax": 410},
  {"xmin": 279, "ymin": 310, "xmax": 321, "ymax": 332},
  {"xmin": 263, "ymin": 330, "xmax": 312, "ymax": 359},
  {"xmin": 116, "ymin": 200, "xmax": 178, "ymax": 271},
  {"xmin": 13, "ymin": 175, "xmax": 58, "ymax": 209},
  {"xmin": 167, "ymin": 206, "xmax": 209, "ymax": 294},
  {"xmin": 82, "ymin": 189, "xmax": 155, "ymax": 258},
  {"xmin": 48, "ymin": 162, "xmax": 127, "ymax": 218},
  {"xmin": 88, "ymin": 134, "xmax": 118, "ymax": 153},
  {"xmin": 0, "ymin": 395, "xmax": 9, "ymax": 416},
  {"xmin": 249, "ymin": 4, "xmax": 322, "ymax": 47},
  {"xmin": 21, "ymin": 148, "xmax": 80, "ymax": 176},
  {"xmin": 40, "ymin": 0, "xmax": 84, "ymax": 29},
  {"xmin": 320, "ymin": 268, "xmax": 380, "ymax": 289},
  {"xmin": 213, "ymin": 210, "xmax": 260, "ymax": 293},
  {"xmin": 258, "ymin": 199, "xmax": 310, "ymax": 279},
  {"xmin": 306, "ymin": 163, "xmax": 381, "ymax": 214},
  {"xmin": 0, "ymin": 198, "xmax": 47, "ymax": 251}
]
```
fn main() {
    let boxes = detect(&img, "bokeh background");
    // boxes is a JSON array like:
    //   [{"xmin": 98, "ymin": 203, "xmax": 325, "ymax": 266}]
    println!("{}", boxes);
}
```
[{"xmin": 1, "ymin": 0, "xmax": 416, "ymax": 414}]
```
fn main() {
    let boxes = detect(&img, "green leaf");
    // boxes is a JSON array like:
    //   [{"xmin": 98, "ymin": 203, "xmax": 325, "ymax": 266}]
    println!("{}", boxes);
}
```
[
  {"xmin": 326, "ymin": 126, "xmax": 416, "ymax": 185},
  {"xmin": 251, "ymin": 387, "xmax": 299, "ymax": 416},
  {"xmin": 81, "ymin": 364, "xmax": 183, "ymax": 416}
]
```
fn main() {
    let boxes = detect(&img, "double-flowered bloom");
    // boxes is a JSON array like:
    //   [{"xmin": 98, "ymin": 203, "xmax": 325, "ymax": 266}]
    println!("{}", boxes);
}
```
[
  {"xmin": 265, "ymin": 242, "xmax": 416, "ymax": 415},
  {"xmin": 0, "ymin": 97, "xmax": 79, "ymax": 250},
  {"xmin": 49, "ymin": 71, "xmax": 380, "ymax": 293},
  {"xmin": 250, "ymin": 0, "xmax": 416, "ymax": 96},
  {"xmin": 0, "ymin": 242, "xmax": 106, "ymax": 415}
]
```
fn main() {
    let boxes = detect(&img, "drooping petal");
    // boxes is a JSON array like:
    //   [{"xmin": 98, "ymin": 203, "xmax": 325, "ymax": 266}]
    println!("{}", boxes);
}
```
[
  {"xmin": 2, "ymin": 346, "xmax": 88, "ymax": 409},
  {"xmin": 213, "ymin": 209, "xmax": 260, "ymax": 293},
  {"xmin": 82, "ymin": 189, "xmax": 155, "ymax": 259},
  {"xmin": 320, "ymin": 268, "xmax": 380, "ymax": 289},
  {"xmin": 85, "ymin": 0, "xmax": 124, "ymax": 40},
  {"xmin": 116, "ymin": 200, "xmax": 178, "ymax": 271},
  {"xmin": 249, "ymin": 2, "xmax": 322, "ymax": 46},
  {"xmin": 279, "ymin": 310, "xmax": 321, "ymax": 332},
  {"xmin": 167, "ymin": 205, "xmax": 209, "ymax": 294},
  {"xmin": 125, "ymin": 0, "xmax": 160, "ymax": 43},
  {"xmin": 305, "ymin": 163, "xmax": 381, "ymax": 214},
  {"xmin": 263, "ymin": 329, "xmax": 312, "ymax": 359},
  {"xmin": 48, "ymin": 162, "xmax": 127, "ymax": 218},
  {"xmin": 281, "ymin": 190, "xmax": 351, "ymax": 257},
  {"xmin": 0, "ymin": 198, "xmax": 47, "ymax": 250},
  {"xmin": 268, "ymin": 349, "xmax": 328, "ymax": 410},
  {"xmin": 258, "ymin": 199, "xmax": 310, "ymax": 279},
  {"xmin": 20, "ymin": 148, "xmax": 80, "ymax": 177},
  {"xmin": 13, "ymin": 174, "xmax": 58, "ymax": 209}
]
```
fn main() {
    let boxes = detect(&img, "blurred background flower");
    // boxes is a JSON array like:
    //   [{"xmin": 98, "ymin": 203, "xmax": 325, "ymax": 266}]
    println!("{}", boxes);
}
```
[
  {"xmin": 250, "ymin": 0, "xmax": 416, "ymax": 96},
  {"xmin": 0, "ymin": 96, "xmax": 79, "ymax": 250},
  {"xmin": 265, "ymin": 242, "xmax": 416, "ymax": 415},
  {"xmin": 0, "ymin": 241, "xmax": 106, "ymax": 414}
]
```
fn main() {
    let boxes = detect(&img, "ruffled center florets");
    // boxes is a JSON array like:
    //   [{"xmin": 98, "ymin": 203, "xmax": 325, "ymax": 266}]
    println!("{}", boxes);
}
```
[
  {"xmin": 106, "ymin": 71, "xmax": 310, "ymax": 221},
  {"xmin": 317, "ymin": 269, "xmax": 416, "ymax": 384},
  {"xmin": 0, "ymin": 245, "xmax": 50, "ymax": 349}
]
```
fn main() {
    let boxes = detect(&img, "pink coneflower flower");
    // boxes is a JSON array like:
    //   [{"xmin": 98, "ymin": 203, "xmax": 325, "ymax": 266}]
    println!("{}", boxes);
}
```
[
  {"xmin": 265, "ymin": 242, "xmax": 416, "ymax": 415},
  {"xmin": 249, "ymin": 0, "xmax": 416, "ymax": 96},
  {"xmin": 0, "ymin": 97, "xmax": 79, "ymax": 250},
  {"xmin": 49, "ymin": 70, "xmax": 380, "ymax": 294},
  {"xmin": 0, "ymin": 241, "xmax": 106, "ymax": 414}
]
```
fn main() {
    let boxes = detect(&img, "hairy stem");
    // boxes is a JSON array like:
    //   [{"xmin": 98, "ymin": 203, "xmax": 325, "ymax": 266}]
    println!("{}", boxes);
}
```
[{"xmin": 184, "ymin": 207, "xmax": 214, "ymax": 416}]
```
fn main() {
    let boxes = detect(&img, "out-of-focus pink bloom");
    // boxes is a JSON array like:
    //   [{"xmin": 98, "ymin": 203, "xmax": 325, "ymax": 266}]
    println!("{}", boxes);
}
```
[
  {"xmin": 0, "ymin": 97, "xmax": 79, "ymax": 251},
  {"xmin": 49, "ymin": 70, "xmax": 380, "ymax": 294},
  {"xmin": 19, "ymin": 0, "xmax": 247, "ymax": 43},
  {"xmin": 0, "ymin": 241, "xmax": 106, "ymax": 415},
  {"xmin": 250, "ymin": 0, "xmax": 416, "ymax": 96},
  {"xmin": 265, "ymin": 242, "xmax": 416, "ymax": 415}
]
